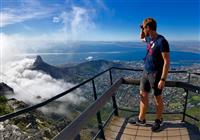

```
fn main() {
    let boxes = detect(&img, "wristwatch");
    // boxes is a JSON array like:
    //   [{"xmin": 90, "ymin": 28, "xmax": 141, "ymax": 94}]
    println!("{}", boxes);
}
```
[{"xmin": 161, "ymin": 78, "xmax": 166, "ymax": 81}]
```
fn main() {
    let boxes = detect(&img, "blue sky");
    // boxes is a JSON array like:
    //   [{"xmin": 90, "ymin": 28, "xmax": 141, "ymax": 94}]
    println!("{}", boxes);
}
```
[{"xmin": 1, "ymin": 0, "xmax": 200, "ymax": 42}]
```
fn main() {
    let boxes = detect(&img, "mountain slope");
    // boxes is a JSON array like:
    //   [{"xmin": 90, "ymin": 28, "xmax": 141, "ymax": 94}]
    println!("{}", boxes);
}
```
[{"xmin": 31, "ymin": 55, "xmax": 124, "ymax": 82}]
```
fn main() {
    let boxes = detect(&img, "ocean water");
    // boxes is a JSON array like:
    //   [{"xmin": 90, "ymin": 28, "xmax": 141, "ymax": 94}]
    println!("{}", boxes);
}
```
[{"xmin": 22, "ymin": 42, "xmax": 200, "ymax": 66}]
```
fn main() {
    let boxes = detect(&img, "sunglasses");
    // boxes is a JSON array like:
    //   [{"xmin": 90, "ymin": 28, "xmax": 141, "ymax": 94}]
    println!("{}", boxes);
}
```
[{"xmin": 140, "ymin": 24, "xmax": 148, "ymax": 29}]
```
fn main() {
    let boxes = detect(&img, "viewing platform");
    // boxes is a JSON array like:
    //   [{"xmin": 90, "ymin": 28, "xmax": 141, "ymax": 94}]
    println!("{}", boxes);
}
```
[{"xmin": 105, "ymin": 116, "xmax": 199, "ymax": 140}]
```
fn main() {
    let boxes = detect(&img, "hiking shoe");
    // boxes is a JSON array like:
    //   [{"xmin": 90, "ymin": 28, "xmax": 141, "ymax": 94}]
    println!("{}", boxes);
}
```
[
  {"xmin": 128, "ymin": 117, "xmax": 146, "ymax": 126},
  {"xmin": 151, "ymin": 118, "xmax": 163, "ymax": 132},
  {"xmin": 136, "ymin": 117, "xmax": 146, "ymax": 126}
]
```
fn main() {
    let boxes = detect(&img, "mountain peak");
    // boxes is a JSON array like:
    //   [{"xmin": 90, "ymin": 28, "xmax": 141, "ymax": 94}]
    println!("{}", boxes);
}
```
[
  {"xmin": 32, "ymin": 55, "xmax": 44, "ymax": 67},
  {"xmin": 35, "ymin": 55, "xmax": 43, "ymax": 63}
]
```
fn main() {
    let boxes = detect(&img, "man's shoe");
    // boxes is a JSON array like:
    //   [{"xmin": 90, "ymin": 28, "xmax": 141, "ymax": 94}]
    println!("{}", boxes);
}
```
[
  {"xmin": 151, "ymin": 118, "xmax": 163, "ymax": 132},
  {"xmin": 136, "ymin": 117, "xmax": 146, "ymax": 126},
  {"xmin": 128, "ymin": 117, "xmax": 146, "ymax": 126}
]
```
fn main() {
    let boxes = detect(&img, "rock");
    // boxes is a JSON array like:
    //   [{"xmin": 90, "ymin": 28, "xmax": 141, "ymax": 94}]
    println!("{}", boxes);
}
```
[
  {"xmin": 7, "ymin": 98, "xmax": 29, "ymax": 111},
  {"xmin": 34, "ymin": 55, "xmax": 43, "ymax": 64},
  {"xmin": 0, "ymin": 121, "xmax": 28, "ymax": 140},
  {"xmin": 36, "ymin": 96, "xmax": 41, "ymax": 99},
  {"xmin": 0, "ymin": 83, "xmax": 14, "ymax": 96}
]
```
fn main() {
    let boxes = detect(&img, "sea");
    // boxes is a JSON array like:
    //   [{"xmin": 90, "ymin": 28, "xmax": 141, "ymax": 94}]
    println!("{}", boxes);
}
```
[{"xmin": 21, "ymin": 41, "xmax": 200, "ymax": 67}]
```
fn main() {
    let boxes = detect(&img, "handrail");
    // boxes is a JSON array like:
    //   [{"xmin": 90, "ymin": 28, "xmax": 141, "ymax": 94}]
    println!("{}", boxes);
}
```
[
  {"xmin": 111, "ymin": 66, "xmax": 200, "ymax": 75},
  {"xmin": 122, "ymin": 78, "xmax": 200, "ymax": 94},
  {"xmin": 53, "ymin": 78, "xmax": 123, "ymax": 140}
]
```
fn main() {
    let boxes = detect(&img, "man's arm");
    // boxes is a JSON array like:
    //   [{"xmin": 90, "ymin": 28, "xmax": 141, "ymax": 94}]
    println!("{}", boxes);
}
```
[
  {"xmin": 158, "ymin": 52, "xmax": 170, "ymax": 89},
  {"xmin": 161, "ymin": 52, "xmax": 170, "ymax": 80}
]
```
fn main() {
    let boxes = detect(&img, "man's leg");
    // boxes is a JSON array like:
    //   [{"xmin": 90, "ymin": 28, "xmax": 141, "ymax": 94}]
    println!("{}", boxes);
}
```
[
  {"xmin": 128, "ymin": 70, "xmax": 149, "ymax": 124},
  {"xmin": 150, "ymin": 73, "xmax": 164, "ymax": 131},
  {"xmin": 148, "ymin": 72, "xmax": 163, "ymax": 120},
  {"xmin": 154, "ymin": 95, "xmax": 164, "ymax": 120},
  {"xmin": 139, "ymin": 91, "xmax": 149, "ymax": 120}
]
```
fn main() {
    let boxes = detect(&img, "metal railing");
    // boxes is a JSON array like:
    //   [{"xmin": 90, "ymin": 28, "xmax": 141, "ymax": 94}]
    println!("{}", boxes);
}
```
[
  {"xmin": 0, "ymin": 67, "xmax": 199, "ymax": 140},
  {"xmin": 54, "ymin": 77, "xmax": 200, "ymax": 140}
]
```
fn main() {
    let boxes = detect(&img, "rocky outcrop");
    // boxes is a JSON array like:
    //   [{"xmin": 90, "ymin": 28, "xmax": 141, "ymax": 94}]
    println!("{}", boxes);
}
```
[
  {"xmin": 31, "ymin": 55, "xmax": 69, "ymax": 80},
  {"xmin": 0, "ymin": 120, "xmax": 29, "ymax": 140},
  {"xmin": 0, "ymin": 83, "xmax": 14, "ymax": 96},
  {"xmin": 7, "ymin": 98, "xmax": 29, "ymax": 111}
]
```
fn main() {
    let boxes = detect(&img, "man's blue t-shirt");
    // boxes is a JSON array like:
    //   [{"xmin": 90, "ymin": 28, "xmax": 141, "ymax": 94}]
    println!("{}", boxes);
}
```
[{"xmin": 144, "ymin": 35, "xmax": 170, "ymax": 73}]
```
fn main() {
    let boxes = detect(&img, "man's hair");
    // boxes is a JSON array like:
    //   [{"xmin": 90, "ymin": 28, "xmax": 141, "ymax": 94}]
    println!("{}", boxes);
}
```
[{"xmin": 143, "ymin": 17, "xmax": 157, "ymax": 31}]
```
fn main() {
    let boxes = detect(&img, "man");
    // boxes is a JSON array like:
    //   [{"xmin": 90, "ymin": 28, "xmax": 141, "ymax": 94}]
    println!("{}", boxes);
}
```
[{"xmin": 129, "ymin": 17, "xmax": 170, "ymax": 132}]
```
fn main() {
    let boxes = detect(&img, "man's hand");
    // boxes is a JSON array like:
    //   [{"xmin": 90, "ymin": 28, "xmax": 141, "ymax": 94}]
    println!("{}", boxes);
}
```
[
  {"xmin": 158, "ymin": 80, "xmax": 165, "ymax": 89},
  {"xmin": 140, "ymin": 30, "xmax": 145, "ymax": 41}
]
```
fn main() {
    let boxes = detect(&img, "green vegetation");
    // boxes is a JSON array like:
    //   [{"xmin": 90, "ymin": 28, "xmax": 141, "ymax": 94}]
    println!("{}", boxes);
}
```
[
  {"xmin": 80, "ymin": 128, "xmax": 95, "ymax": 140},
  {"xmin": 186, "ymin": 107, "xmax": 200, "ymax": 120},
  {"xmin": 0, "ymin": 96, "xmax": 14, "ymax": 115},
  {"xmin": 188, "ymin": 95, "xmax": 200, "ymax": 105},
  {"xmin": 187, "ymin": 95, "xmax": 200, "ymax": 129},
  {"xmin": 186, "ymin": 107, "xmax": 200, "ymax": 129},
  {"xmin": 169, "ymin": 102, "xmax": 182, "ymax": 110},
  {"xmin": 11, "ymin": 118, "xmax": 28, "ymax": 131},
  {"xmin": 185, "ymin": 107, "xmax": 200, "ymax": 130}
]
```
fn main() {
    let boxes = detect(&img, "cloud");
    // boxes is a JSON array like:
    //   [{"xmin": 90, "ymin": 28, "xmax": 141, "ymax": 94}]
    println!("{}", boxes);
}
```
[
  {"xmin": 96, "ymin": 0, "xmax": 109, "ymax": 11},
  {"xmin": 1, "ymin": 0, "xmax": 54, "ymax": 27},
  {"xmin": 52, "ymin": 5, "xmax": 96, "ymax": 41},
  {"xmin": 0, "ymin": 33, "xmax": 68, "ymax": 62},
  {"xmin": 52, "ymin": 17, "xmax": 60, "ymax": 23},
  {"xmin": 2, "ymin": 58, "xmax": 85, "ymax": 107},
  {"xmin": 85, "ymin": 56, "xmax": 93, "ymax": 61},
  {"xmin": 0, "ymin": 33, "xmax": 25, "ymax": 63}
]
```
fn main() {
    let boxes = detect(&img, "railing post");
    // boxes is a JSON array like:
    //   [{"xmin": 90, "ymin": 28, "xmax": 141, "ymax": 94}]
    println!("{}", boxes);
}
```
[
  {"xmin": 188, "ymin": 73, "xmax": 191, "ymax": 83},
  {"xmin": 92, "ymin": 80, "xmax": 105, "ymax": 140},
  {"xmin": 182, "ymin": 73, "xmax": 191, "ymax": 122},
  {"xmin": 182, "ymin": 89, "xmax": 189, "ymax": 122},
  {"xmin": 109, "ymin": 68, "xmax": 119, "ymax": 116}
]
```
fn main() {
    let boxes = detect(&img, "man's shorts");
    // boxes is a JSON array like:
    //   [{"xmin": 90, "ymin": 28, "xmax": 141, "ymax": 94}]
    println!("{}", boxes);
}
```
[{"xmin": 140, "ymin": 70, "xmax": 162, "ymax": 96}]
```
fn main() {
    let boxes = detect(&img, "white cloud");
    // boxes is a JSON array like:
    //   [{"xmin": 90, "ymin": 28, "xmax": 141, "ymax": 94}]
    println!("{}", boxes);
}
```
[
  {"xmin": 1, "ymin": 0, "xmax": 54, "ymax": 27},
  {"xmin": 52, "ymin": 17, "xmax": 60, "ymax": 23},
  {"xmin": 2, "ymin": 58, "xmax": 85, "ymax": 107},
  {"xmin": 85, "ymin": 56, "xmax": 93, "ymax": 61},
  {"xmin": 0, "ymin": 33, "xmax": 25, "ymax": 63},
  {"xmin": 96, "ymin": 0, "xmax": 109, "ymax": 11},
  {"xmin": 52, "ymin": 5, "xmax": 96, "ymax": 41},
  {"xmin": 0, "ymin": 33, "xmax": 68, "ymax": 61}
]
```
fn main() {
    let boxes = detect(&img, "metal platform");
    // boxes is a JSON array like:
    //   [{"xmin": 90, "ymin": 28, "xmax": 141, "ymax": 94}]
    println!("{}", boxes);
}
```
[{"xmin": 105, "ymin": 116, "xmax": 200, "ymax": 140}]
